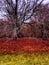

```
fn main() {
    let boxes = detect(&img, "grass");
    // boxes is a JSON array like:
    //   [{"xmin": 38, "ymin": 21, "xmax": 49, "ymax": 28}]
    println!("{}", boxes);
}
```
[{"xmin": 0, "ymin": 52, "xmax": 49, "ymax": 65}]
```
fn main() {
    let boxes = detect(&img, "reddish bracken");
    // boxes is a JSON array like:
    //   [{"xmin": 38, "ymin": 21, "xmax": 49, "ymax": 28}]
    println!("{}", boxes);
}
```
[{"xmin": 0, "ymin": 38, "xmax": 49, "ymax": 54}]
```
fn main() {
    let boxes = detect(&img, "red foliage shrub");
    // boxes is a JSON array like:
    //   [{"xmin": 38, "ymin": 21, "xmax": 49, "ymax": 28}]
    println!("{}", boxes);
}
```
[{"xmin": 0, "ymin": 38, "xmax": 49, "ymax": 54}]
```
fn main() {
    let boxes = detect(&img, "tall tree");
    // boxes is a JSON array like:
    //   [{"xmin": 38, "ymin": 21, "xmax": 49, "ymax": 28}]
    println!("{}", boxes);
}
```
[
  {"xmin": 6, "ymin": 0, "xmax": 19, "ymax": 38},
  {"xmin": 5, "ymin": 0, "xmax": 46, "ymax": 38}
]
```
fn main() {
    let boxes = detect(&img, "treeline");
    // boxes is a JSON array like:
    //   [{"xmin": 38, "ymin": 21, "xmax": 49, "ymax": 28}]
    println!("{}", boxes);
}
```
[{"xmin": 0, "ymin": 19, "xmax": 49, "ymax": 39}]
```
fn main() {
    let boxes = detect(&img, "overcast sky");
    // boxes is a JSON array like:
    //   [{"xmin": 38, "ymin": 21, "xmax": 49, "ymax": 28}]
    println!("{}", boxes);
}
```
[
  {"xmin": 41, "ymin": 0, "xmax": 49, "ymax": 4},
  {"xmin": 0, "ymin": 0, "xmax": 49, "ymax": 20}
]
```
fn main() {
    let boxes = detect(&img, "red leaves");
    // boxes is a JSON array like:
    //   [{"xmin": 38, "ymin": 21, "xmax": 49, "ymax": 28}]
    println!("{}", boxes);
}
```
[{"xmin": 0, "ymin": 38, "xmax": 49, "ymax": 54}]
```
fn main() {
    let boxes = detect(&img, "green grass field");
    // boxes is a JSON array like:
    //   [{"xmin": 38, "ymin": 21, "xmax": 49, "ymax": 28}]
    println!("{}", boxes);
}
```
[{"xmin": 0, "ymin": 52, "xmax": 49, "ymax": 65}]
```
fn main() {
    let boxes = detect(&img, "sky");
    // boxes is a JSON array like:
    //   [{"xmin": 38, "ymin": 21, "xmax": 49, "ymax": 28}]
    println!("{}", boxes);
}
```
[
  {"xmin": 0, "ymin": 0, "xmax": 49, "ymax": 20},
  {"xmin": 12, "ymin": 0, "xmax": 49, "ymax": 4},
  {"xmin": 42, "ymin": 0, "xmax": 49, "ymax": 4}
]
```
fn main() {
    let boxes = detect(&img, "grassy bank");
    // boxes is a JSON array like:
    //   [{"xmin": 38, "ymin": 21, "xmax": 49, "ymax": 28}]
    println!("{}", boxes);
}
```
[{"xmin": 0, "ymin": 52, "xmax": 49, "ymax": 65}]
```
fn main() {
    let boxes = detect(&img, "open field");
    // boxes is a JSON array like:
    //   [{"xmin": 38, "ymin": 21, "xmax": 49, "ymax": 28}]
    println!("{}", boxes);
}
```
[{"xmin": 0, "ymin": 53, "xmax": 49, "ymax": 65}]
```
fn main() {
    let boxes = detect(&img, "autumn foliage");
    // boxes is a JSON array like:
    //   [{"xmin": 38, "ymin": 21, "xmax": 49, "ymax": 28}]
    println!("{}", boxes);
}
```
[{"xmin": 0, "ymin": 38, "xmax": 49, "ymax": 54}]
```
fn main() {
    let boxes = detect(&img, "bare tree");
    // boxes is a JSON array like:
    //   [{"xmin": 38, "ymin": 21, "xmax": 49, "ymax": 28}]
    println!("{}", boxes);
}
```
[
  {"xmin": 5, "ymin": 0, "xmax": 46, "ymax": 38},
  {"xmin": 5, "ymin": 0, "xmax": 19, "ymax": 38},
  {"xmin": 18, "ymin": 0, "xmax": 45, "ymax": 24}
]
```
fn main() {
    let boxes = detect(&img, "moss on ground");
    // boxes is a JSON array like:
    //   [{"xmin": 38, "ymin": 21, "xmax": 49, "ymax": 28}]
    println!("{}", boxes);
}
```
[{"xmin": 0, "ymin": 53, "xmax": 49, "ymax": 65}]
